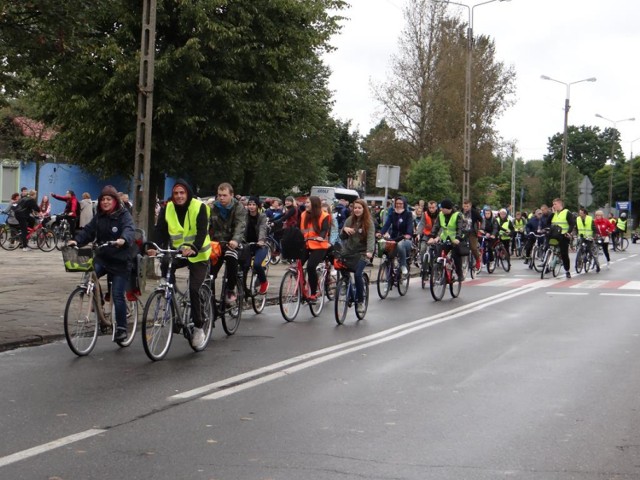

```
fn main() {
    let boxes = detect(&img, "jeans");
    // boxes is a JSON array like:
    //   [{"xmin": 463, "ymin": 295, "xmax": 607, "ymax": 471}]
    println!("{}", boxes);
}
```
[
  {"xmin": 160, "ymin": 258, "xmax": 208, "ymax": 328},
  {"xmin": 396, "ymin": 238, "xmax": 412, "ymax": 269},
  {"xmin": 242, "ymin": 244, "xmax": 269, "ymax": 284},
  {"xmin": 353, "ymin": 258, "xmax": 368, "ymax": 303},
  {"xmin": 94, "ymin": 263, "xmax": 128, "ymax": 331}
]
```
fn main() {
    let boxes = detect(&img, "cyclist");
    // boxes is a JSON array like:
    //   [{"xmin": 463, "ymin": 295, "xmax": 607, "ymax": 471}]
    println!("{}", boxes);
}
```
[
  {"xmin": 427, "ymin": 198, "xmax": 464, "ymax": 280},
  {"xmin": 614, "ymin": 211, "xmax": 628, "ymax": 250},
  {"xmin": 209, "ymin": 182, "xmax": 247, "ymax": 303},
  {"xmin": 3, "ymin": 192, "xmax": 21, "ymax": 228},
  {"xmin": 378, "ymin": 196, "xmax": 413, "ymax": 275},
  {"xmin": 243, "ymin": 196, "xmax": 270, "ymax": 295},
  {"xmin": 68, "ymin": 185, "xmax": 136, "ymax": 342},
  {"xmin": 339, "ymin": 198, "xmax": 375, "ymax": 315},
  {"xmin": 512, "ymin": 211, "xmax": 526, "ymax": 255},
  {"xmin": 461, "ymin": 199, "xmax": 482, "ymax": 270},
  {"xmin": 523, "ymin": 209, "xmax": 544, "ymax": 264},
  {"xmin": 417, "ymin": 200, "xmax": 439, "ymax": 268},
  {"xmin": 15, "ymin": 189, "xmax": 40, "ymax": 250},
  {"xmin": 594, "ymin": 209, "xmax": 616, "ymax": 268},
  {"xmin": 51, "ymin": 190, "xmax": 79, "ymax": 236},
  {"xmin": 300, "ymin": 195, "xmax": 331, "ymax": 304},
  {"xmin": 151, "ymin": 180, "xmax": 211, "ymax": 347},
  {"xmin": 478, "ymin": 207, "xmax": 498, "ymax": 267},
  {"xmin": 496, "ymin": 208, "xmax": 515, "ymax": 256},
  {"xmin": 576, "ymin": 207, "xmax": 599, "ymax": 272},
  {"xmin": 550, "ymin": 197, "xmax": 576, "ymax": 279}
]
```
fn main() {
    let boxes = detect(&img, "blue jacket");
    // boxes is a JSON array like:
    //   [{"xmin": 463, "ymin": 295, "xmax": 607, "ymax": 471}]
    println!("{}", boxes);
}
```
[{"xmin": 380, "ymin": 204, "xmax": 413, "ymax": 240}]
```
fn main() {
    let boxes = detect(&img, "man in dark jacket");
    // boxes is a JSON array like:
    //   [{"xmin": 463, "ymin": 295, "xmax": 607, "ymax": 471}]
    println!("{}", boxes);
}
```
[
  {"xmin": 428, "ymin": 198, "xmax": 464, "ymax": 279},
  {"xmin": 15, "ymin": 189, "xmax": 40, "ymax": 250},
  {"xmin": 378, "ymin": 196, "xmax": 414, "ymax": 275},
  {"xmin": 209, "ymin": 182, "xmax": 247, "ymax": 302},
  {"xmin": 69, "ymin": 185, "xmax": 135, "ymax": 342}
]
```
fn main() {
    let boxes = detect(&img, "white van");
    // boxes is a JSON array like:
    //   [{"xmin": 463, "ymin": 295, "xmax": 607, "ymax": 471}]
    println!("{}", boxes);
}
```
[{"xmin": 310, "ymin": 186, "xmax": 359, "ymax": 204}]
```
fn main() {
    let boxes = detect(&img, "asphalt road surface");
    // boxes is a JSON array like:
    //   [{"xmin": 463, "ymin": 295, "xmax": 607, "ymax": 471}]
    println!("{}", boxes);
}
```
[{"xmin": 2, "ymin": 249, "xmax": 640, "ymax": 479}]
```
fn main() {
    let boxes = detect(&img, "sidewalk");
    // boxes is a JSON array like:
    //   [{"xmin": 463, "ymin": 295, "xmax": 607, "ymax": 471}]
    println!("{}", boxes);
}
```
[{"xmin": 0, "ymin": 248, "xmax": 389, "ymax": 351}]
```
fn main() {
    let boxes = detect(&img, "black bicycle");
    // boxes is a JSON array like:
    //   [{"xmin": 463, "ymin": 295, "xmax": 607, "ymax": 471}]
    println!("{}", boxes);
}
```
[
  {"xmin": 207, "ymin": 241, "xmax": 244, "ymax": 335},
  {"xmin": 334, "ymin": 256, "xmax": 371, "ymax": 325}
]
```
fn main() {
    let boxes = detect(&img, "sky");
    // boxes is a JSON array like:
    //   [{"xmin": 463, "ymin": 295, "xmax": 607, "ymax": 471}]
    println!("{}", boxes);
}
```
[{"xmin": 323, "ymin": 0, "xmax": 640, "ymax": 162}]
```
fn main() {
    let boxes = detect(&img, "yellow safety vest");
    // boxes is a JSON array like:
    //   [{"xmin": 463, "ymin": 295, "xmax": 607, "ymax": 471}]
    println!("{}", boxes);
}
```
[
  {"xmin": 551, "ymin": 209, "xmax": 570, "ymax": 234},
  {"xmin": 166, "ymin": 200, "xmax": 211, "ymax": 263},
  {"xmin": 438, "ymin": 211, "xmax": 459, "ymax": 242},
  {"xmin": 617, "ymin": 218, "xmax": 627, "ymax": 231},
  {"xmin": 499, "ymin": 219, "xmax": 511, "ymax": 240},
  {"xmin": 576, "ymin": 215, "xmax": 593, "ymax": 237},
  {"xmin": 514, "ymin": 218, "xmax": 525, "ymax": 231}
]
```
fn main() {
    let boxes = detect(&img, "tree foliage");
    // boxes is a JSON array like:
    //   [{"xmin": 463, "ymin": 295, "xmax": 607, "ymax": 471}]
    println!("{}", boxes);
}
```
[
  {"xmin": 371, "ymin": 0, "xmax": 516, "ymax": 198},
  {"xmin": 404, "ymin": 152, "xmax": 455, "ymax": 204},
  {"xmin": 0, "ymin": 0, "xmax": 347, "ymax": 195}
]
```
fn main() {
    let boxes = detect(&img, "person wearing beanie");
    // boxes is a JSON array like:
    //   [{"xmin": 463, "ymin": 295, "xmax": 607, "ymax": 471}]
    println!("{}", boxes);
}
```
[
  {"xmin": 69, "ymin": 185, "xmax": 136, "ymax": 343},
  {"xmin": 209, "ymin": 182, "xmax": 247, "ymax": 304},
  {"xmin": 151, "ymin": 179, "xmax": 212, "ymax": 349},
  {"xmin": 243, "ymin": 196, "xmax": 270, "ymax": 295},
  {"xmin": 377, "ymin": 196, "xmax": 414, "ymax": 276},
  {"xmin": 428, "ymin": 198, "xmax": 465, "ymax": 280}
]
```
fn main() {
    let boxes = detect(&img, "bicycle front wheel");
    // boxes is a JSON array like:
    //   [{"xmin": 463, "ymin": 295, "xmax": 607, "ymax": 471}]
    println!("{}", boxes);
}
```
[
  {"xmin": 114, "ymin": 298, "xmax": 139, "ymax": 347},
  {"xmin": 37, "ymin": 228, "xmax": 57, "ymax": 252},
  {"xmin": 334, "ymin": 275, "xmax": 349, "ymax": 325},
  {"xmin": 267, "ymin": 238, "xmax": 281, "ymax": 265},
  {"xmin": 619, "ymin": 237, "xmax": 629, "ymax": 252},
  {"xmin": 64, "ymin": 287, "xmax": 99, "ymax": 356},
  {"xmin": 309, "ymin": 268, "xmax": 326, "ymax": 317},
  {"xmin": 191, "ymin": 284, "xmax": 213, "ymax": 352},
  {"xmin": 429, "ymin": 262, "xmax": 446, "ymax": 301},
  {"xmin": 222, "ymin": 280, "xmax": 243, "ymax": 335},
  {"xmin": 449, "ymin": 267, "xmax": 462, "ymax": 298},
  {"xmin": 398, "ymin": 265, "xmax": 410, "ymax": 296},
  {"xmin": 500, "ymin": 248, "xmax": 511, "ymax": 272},
  {"xmin": 575, "ymin": 250, "xmax": 584, "ymax": 274},
  {"xmin": 142, "ymin": 289, "xmax": 175, "ymax": 361},
  {"xmin": 325, "ymin": 267, "xmax": 337, "ymax": 301},
  {"xmin": 250, "ymin": 271, "xmax": 267, "ymax": 314},
  {"xmin": 355, "ymin": 273, "xmax": 369, "ymax": 320},
  {"xmin": 552, "ymin": 253, "xmax": 562, "ymax": 277},
  {"xmin": 279, "ymin": 270, "xmax": 301, "ymax": 322},
  {"xmin": 376, "ymin": 260, "xmax": 391, "ymax": 299},
  {"xmin": 0, "ymin": 226, "xmax": 19, "ymax": 251}
]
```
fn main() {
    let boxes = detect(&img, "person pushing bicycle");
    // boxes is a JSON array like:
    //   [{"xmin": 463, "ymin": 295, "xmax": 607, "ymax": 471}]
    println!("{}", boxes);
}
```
[
  {"xmin": 150, "ymin": 179, "xmax": 211, "ymax": 348},
  {"xmin": 67, "ymin": 185, "xmax": 136, "ymax": 342}
]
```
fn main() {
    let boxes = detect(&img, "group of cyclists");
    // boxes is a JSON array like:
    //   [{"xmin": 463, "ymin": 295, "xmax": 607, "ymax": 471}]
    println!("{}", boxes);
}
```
[{"xmin": 53, "ymin": 177, "xmax": 632, "ymax": 351}]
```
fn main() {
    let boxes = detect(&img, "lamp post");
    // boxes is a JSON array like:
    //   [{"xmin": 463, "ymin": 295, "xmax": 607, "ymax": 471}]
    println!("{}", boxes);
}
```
[
  {"xmin": 595, "ymin": 114, "xmax": 636, "ymax": 215},
  {"xmin": 435, "ymin": 0, "xmax": 510, "ymax": 202},
  {"xmin": 540, "ymin": 75, "xmax": 596, "ymax": 200},
  {"xmin": 629, "ymin": 136, "xmax": 640, "ymax": 224}
]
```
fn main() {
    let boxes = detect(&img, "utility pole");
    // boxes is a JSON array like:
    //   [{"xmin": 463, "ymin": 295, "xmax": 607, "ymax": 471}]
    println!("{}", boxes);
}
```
[
  {"xmin": 133, "ymin": 0, "xmax": 157, "ymax": 234},
  {"xmin": 510, "ymin": 144, "xmax": 516, "ymax": 214}
]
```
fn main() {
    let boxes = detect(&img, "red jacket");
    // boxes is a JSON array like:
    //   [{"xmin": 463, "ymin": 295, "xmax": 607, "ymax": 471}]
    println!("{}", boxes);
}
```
[{"xmin": 594, "ymin": 217, "xmax": 616, "ymax": 237}]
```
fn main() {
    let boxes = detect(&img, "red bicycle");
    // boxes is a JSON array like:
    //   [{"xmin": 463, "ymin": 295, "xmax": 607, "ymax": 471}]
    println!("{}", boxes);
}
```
[
  {"xmin": 278, "ymin": 255, "xmax": 334, "ymax": 322},
  {"xmin": 429, "ymin": 240, "xmax": 462, "ymax": 301},
  {"xmin": 0, "ymin": 216, "xmax": 57, "ymax": 252}
]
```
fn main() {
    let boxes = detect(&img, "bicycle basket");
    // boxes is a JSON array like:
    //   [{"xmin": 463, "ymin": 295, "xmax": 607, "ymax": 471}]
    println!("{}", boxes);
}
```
[
  {"xmin": 383, "ymin": 240, "xmax": 397, "ymax": 255},
  {"xmin": 61, "ymin": 247, "xmax": 94, "ymax": 272},
  {"xmin": 334, "ymin": 252, "xmax": 360, "ymax": 272},
  {"xmin": 210, "ymin": 241, "xmax": 222, "ymax": 263},
  {"xmin": 548, "ymin": 224, "xmax": 563, "ymax": 240}
]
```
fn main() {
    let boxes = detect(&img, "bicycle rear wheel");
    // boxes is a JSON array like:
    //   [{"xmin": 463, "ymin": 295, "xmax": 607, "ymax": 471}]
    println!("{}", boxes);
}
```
[
  {"xmin": 191, "ymin": 284, "xmax": 213, "ymax": 352},
  {"xmin": 325, "ymin": 267, "xmax": 337, "ymax": 301},
  {"xmin": 142, "ymin": 289, "xmax": 175, "ymax": 361},
  {"xmin": 0, "ymin": 226, "xmax": 19, "ymax": 250},
  {"xmin": 334, "ymin": 275, "xmax": 349, "ymax": 325},
  {"xmin": 355, "ymin": 273, "xmax": 369, "ymax": 320},
  {"xmin": 267, "ymin": 238, "xmax": 281, "ymax": 265},
  {"xmin": 279, "ymin": 269, "xmax": 301, "ymax": 322},
  {"xmin": 429, "ymin": 262, "xmax": 446, "ymax": 301},
  {"xmin": 499, "ymin": 247, "xmax": 511, "ymax": 272},
  {"xmin": 64, "ymin": 286, "xmax": 99, "ymax": 356},
  {"xmin": 619, "ymin": 237, "xmax": 629, "ymax": 251},
  {"xmin": 449, "ymin": 268, "xmax": 461, "ymax": 298},
  {"xmin": 552, "ymin": 253, "xmax": 562, "ymax": 277},
  {"xmin": 114, "ymin": 298, "xmax": 139, "ymax": 347},
  {"xmin": 376, "ymin": 260, "xmax": 391, "ymax": 299},
  {"xmin": 37, "ymin": 228, "xmax": 57, "ymax": 252}
]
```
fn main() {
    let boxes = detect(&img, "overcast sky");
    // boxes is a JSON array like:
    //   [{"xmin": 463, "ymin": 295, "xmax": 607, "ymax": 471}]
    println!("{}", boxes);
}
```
[{"xmin": 324, "ymin": 0, "xmax": 640, "ymax": 162}]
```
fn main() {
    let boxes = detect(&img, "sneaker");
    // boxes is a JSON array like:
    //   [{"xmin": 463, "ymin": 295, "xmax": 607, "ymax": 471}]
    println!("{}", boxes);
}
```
[
  {"xmin": 22, "ymin": 247, "xmax": 29, "ymax": 252},
  {"xmin": 258, "ymin": 281, "xmax": 269, "ymax": 295},
  {"xmin": 308, "ymin": 293, "xmax": 318, "ymax": 305},
  {"xmin": 565, "ymin": 271, "xmax": 571, "ymax": 279},
  {"xmin": 356, "ymin": 302, "xmax": 366, "ymax": 315},
  {"xmin": 524, "ymin": 257, "xmax": 530, "ymax": 265},
  {"xmin": 226, "ymin": 289, "xmax": 237, "ymax": 304},
  {"xmin": 606, "ymin": 261, "xmax": 610, "ymax": 269},
  {"xmin": 114, "ymin": 327, "xmax": 127, "ymax": 342},
  {"xmin": 191, "ymin": 327, "xmax": 205, "ymax": 348},
  {"xmin": 401, "ymin": 265, "xmax": 408, "ymax": 275},
  {"xmin": 596, "ymin": 265, "xmax": 601, "ymax": 273}
]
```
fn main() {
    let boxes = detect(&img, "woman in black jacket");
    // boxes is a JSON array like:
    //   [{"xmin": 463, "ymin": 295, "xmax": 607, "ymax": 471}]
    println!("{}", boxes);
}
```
[{"xmin": 68, "ymin": 185, "xmax": 135, "ymax": 342}]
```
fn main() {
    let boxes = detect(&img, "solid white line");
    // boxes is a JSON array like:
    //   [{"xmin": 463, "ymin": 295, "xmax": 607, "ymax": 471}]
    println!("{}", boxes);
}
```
[
  {"xmin": 0, "ymin": 429, "xmax": 105, "ymax": 468},
  {"xmin": 196, "ymin": 283, "xmax": 541, "ymax": 401},
  {"xmin": 600, "ymin": 293, "xmax": 640, "ymax": 297}
]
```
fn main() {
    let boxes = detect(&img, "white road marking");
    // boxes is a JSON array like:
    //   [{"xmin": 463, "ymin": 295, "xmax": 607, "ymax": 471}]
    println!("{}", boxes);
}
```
[{"xmin": 0, "ymin": 429, "xmax": 105, "ymax": 468}]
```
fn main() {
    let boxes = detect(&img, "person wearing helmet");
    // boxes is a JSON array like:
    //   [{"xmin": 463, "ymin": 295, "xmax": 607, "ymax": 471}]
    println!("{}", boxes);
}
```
[{"xmin": 614, "ymin": 211, "xmax": 628, "ymax": 251}]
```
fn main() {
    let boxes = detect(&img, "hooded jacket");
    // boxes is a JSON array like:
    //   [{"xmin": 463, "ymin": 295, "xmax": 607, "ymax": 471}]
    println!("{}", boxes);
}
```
[{"xmin": 380, "ymin": 198, "xmax": 413, "ymax": 240}]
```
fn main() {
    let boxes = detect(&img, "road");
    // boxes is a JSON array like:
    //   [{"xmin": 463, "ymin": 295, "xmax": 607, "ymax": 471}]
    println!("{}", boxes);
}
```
[{"xmin": 1, "ymin": 248, "xmax": 640, "ymax": 479}]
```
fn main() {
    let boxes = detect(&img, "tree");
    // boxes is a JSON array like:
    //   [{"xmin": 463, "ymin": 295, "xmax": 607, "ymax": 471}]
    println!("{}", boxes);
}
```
[
  {"xmin": 1, "ymin": 0, "xmax": 347, "ymax": 196},
  {"xmin": 326, "ymin": 119, "xmax": 365, "ymax": 186},
  {"xmin": 545, "ymin": 125, "xmax": 615, "ymax": 177},
  {"xmin": 404, "ymin": 153, "xmax": 456, "ymax": 204},
  {"xmin": 371, "ymin": 0, "xmax": 515, "ymax": 199}
]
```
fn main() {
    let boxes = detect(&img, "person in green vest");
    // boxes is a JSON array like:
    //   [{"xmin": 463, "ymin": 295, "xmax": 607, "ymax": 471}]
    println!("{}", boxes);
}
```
[
  {"xmin": 150, "ymin": 179, "xmax": 211, "ymax": 349},
  {"xmin": 551, "ymin": 197, "xmax": 576, "ymax": 279},
  {"xmin": 576, "ymin": 207, "xmax": 600, "ymax": 272},
  {"xmin": 496, "ymin": 208, "xmax": 515, "ymax": 256},
  {"xmin": 427, "ymin": 198, "xmax": 464, "ymax": 280},
  {"xmin": 613, "ymin": 211, "xmax": 628, "ymax": 251},
  {"xmin": 512, "ymin": 211, "xmax": 526, "ymax": 256}
]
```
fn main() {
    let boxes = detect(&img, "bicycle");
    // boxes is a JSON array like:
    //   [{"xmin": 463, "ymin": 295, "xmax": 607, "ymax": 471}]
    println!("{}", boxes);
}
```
[
  {"xmin": 0, "ymin": 215, "xmax": 57, "ymax": 252},
  {"xmin": 376, "ymin": 239, "xmax": 410, "ymax": 299},
  {"xmin": 613, "ymin": 233, "xmax": 629, "ymax": 252},
  {"xmin": 334, "ymin": 255, "xmax": 371, "ymax": 325},
  {"xmin": 512, "ymin": 231, "xmax": 524, "ymax": 257},
  {"xmin": 52, "ymin": 214, "xmax": 73, "ymax": 250},
  {"xmin": 243, "ymin": 242, "xmax": 272, "ymax": 314},
  {"xmin": 540, "ymin": 235, "xmax": 562, "ymax": 279},
  {"xmin": 529, "ymin": 231, "xmax": 548, "ymax": 272},
  {"xmin": 278, "ymin": 250, "xmax": 331, "ymax": 322},
  {"xmin": 206, "ymin": 241, "xmax": 245, "ymax": 335},
  {"xmin": 429, "ymin": 239, "xmax": 461, "ymax": 301},
  {"xmin": 492, "ymin": 238, "xmax": 511, "ymax": 272},
  {"xmin": 141, "ymin": 242, "xmax": 214, "ymax": 361},
  {"xmin": 265, "ymin": 224, "xmax": 282, "ymax": 265},
  {"xmin": 477, "ymin": 233, "xmax": 496, "ymax": 274},
  {"xmin": 419, "ymin": 240, "xmax": 437, "ymax": 289},
  {"xmin": 575, "ymin": 236, "xmax": 599, "ymax": 274},
  {"xmin": 62, "ymin": 244, "xmax": 139, "ymax": 356}
]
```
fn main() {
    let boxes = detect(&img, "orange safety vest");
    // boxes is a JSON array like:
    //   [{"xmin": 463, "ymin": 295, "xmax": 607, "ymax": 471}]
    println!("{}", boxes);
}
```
[
  {"xmin": 300, "ymin": 211, "xmax": 330, "ymax": 250},
  {"xmin": 422, "ymin": 212, "xmax": 434, "ymax": 236}
]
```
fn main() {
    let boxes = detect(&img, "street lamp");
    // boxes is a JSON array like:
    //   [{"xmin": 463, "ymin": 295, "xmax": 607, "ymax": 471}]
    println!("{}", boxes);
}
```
[
  {"xmin": 629, "ymin": 136, "xmax": 640, "ymax": 223},
  {"xmin": 435, "ymin": 0, "xmax": 510, "ymax": 202},
  {"xmin": 595, "ymin": 114, "xmax": 636, "ymax": 215},
  {"xmin": 540, "ymin": 75, "xmax": 596, "ymax": 200}
]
